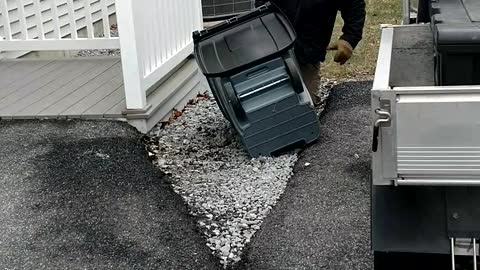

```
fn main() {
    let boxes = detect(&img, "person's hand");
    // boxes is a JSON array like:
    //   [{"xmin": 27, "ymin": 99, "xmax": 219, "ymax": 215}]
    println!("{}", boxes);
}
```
[{"xmin": 327, "ymin": 39, "xmax": 354, "ymax": 65}]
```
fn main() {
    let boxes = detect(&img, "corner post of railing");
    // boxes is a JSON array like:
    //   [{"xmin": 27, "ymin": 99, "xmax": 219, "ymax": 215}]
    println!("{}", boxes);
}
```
[
  {"xmin": 195, "ymin": 0, "xmax": 204, "ymax": 32},
  {"xmin": 116, "ymin": 0, "xmax": 148, "ymax": 111}
]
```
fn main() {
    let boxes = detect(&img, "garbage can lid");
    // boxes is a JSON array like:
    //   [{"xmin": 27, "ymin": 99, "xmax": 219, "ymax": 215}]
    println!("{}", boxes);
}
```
[{"xmin": 193, "ymin": 4, "xmax": 296, "ymax": 77}]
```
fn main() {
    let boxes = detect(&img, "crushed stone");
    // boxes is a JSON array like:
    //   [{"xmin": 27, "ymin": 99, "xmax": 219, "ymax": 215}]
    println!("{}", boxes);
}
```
[
  {"xmin": 144, "ymin": 75, "xmax": 336, "ymax": 267},
  {"xmin": 76, "ymin": 28, "xmax": 120, "ymax": 57},
  {"xmin": 146, "ymin": 94, "xmax": 299, "ymax": 268}
]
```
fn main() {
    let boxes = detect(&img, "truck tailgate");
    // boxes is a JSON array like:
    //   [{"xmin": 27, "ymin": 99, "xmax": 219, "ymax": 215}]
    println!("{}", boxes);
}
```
[{"xmin": 372, "ymin": 25, "xmax": 480, "ymax": 186}]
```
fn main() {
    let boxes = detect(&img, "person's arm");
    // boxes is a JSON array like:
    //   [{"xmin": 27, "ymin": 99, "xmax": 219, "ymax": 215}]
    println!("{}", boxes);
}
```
[{"xmin": 339, "ymin": 0, "xmax": 366, "ymax": 49}]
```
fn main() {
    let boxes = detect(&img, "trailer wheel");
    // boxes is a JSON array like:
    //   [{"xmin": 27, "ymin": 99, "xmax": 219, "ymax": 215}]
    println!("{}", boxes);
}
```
[
  {"xmin": 374, "ymin": 252, "xmax": 391, "ymax": 270},
  {"xmin": 374, "ymin": 252, "xmax": 451, "ymax": 270}
]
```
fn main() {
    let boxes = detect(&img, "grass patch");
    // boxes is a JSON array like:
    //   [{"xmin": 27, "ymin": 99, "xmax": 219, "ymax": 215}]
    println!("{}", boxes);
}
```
[{"xmin": 321, "ymin": 0, "xmax": 402, "ymax": 79}]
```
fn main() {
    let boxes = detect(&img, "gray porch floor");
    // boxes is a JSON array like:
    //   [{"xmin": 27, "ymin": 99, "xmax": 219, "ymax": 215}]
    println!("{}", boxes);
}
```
[{"xmin": 0, "ymin": 57, "xmax": 126, "ymax": 120}]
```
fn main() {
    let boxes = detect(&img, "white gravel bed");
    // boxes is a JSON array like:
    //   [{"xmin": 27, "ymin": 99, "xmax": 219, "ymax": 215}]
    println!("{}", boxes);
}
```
[
  {"xmin": 146, "ymin": 94, "xmax": 298, "ymax": 267},
  {"xmin": 76, "ymin": 28, "xmax": 120, "ymax": 57},
  {"xmin": 145, "ymin": 80, "xmax": 335, "ymax": 268},
  {"xmin": 76, "ymin": 48, "xmax": 120, "ymax": 57}
]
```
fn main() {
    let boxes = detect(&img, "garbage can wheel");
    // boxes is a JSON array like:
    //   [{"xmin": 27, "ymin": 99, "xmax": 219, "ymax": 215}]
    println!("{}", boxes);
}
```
[{"xmin": 284, "ymin": 58, "xmax": 304, "ymax": 94}]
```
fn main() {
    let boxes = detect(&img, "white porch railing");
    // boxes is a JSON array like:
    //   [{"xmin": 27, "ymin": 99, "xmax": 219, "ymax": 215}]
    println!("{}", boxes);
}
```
[
  {"xmin": 116, "ymin": 0, "xmax": 203, "ymax": 110},
  {"xmin": 0, "ymin": 0, "xmax": 118, "ymax": 50},
  {"xmin": 0, "ymin": 0, "xmax": 204, "ymax": 111}
]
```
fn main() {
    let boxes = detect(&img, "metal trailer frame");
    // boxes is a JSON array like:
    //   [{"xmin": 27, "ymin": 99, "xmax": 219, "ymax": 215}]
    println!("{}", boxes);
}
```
[{"xmin": 371, "ymin": 24, "xmax": 480, "ymax": 269}]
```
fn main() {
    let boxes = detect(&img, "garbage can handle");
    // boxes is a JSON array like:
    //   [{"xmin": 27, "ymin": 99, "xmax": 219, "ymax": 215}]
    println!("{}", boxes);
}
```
[
  {"xmin": 284, "ymin": 58, "xmax": 304, "ymax": 94},
  {"xmin": 225, "ymin": 81, "xmax": 247, "ymax": 121}
]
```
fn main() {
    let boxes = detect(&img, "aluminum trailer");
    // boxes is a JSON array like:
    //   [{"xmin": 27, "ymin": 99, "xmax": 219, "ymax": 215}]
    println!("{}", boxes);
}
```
[{"xmin": 371, "ymin": 1, "xmax": 480, "ymax": 269}]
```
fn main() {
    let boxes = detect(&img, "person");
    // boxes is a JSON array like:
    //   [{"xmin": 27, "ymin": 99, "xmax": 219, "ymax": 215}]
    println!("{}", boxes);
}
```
[{"xmin": 256, "ymin": 0, "xmax": 366, "ymax": 105}]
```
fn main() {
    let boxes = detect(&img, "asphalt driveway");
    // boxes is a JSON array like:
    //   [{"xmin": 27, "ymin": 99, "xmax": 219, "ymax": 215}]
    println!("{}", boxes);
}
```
[
  {"xmin": 0, "ymin": 120, "xmax": 220, "ymax": 270},
  {"xmin": 237, "ymin": 81, "xmax": 374, "ymax": 270},
  {"xmin": 0, "ymin": 80, "xmax": 373, "ymax": 270}
]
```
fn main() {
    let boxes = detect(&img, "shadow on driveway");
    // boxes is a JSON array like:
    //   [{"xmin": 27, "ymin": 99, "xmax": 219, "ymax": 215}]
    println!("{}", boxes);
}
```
[{"xmin": 0, "ymin": 120, "xmax": 220, "ymax": 270}]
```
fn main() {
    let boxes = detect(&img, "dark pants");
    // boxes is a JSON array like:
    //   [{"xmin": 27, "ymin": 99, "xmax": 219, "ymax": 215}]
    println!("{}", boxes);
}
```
[{"xmin": 299, "ymin": 63, "xmax": 322, "ymax": 105}]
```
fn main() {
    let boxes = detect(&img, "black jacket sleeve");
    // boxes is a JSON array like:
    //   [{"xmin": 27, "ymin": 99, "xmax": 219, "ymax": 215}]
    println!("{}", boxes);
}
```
[{"xmin": 339, "ymin": 0, "xmax": 366, "ymax": 49}]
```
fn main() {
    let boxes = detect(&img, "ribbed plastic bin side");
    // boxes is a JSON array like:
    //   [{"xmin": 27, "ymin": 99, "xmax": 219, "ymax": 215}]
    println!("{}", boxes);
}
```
[
  {"xmin": 193, "ymin": 5, "xmax": 320, "ymax": 157},
  {"xmin": 217, "ymin": 54, "xmax": 320, "ymax": 157}
]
